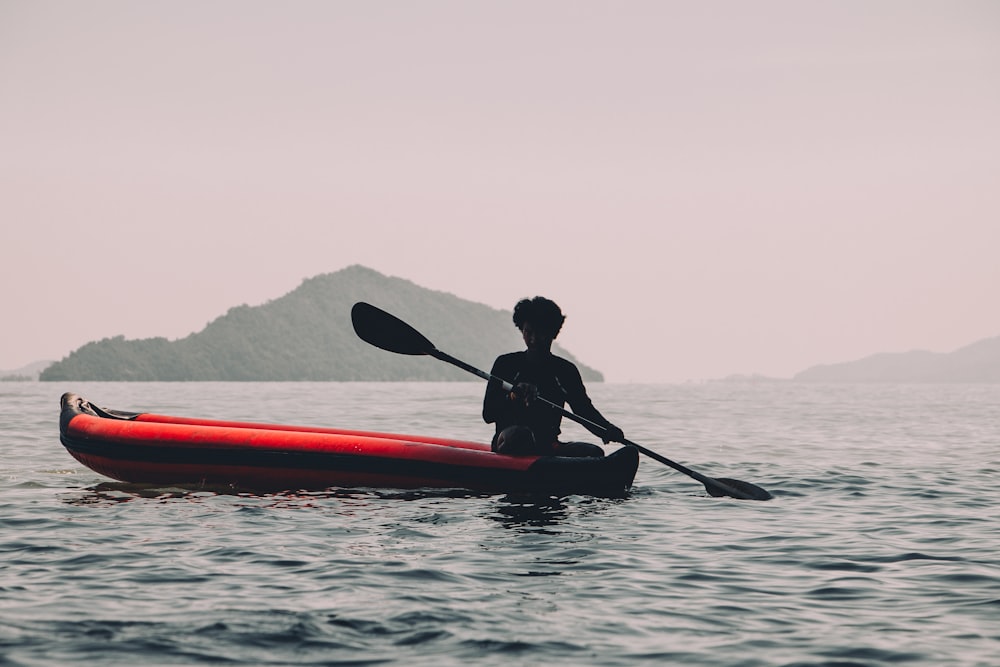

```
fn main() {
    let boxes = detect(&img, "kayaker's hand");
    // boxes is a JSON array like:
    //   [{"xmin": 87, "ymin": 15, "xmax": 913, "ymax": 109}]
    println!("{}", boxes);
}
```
[
  {"xmin": 509, "ymin": 382, "xmax": 538, "ymax": 406},
  {"xmin": 602, "ymin": 424, "xmax": 624, "ymax": 444}
]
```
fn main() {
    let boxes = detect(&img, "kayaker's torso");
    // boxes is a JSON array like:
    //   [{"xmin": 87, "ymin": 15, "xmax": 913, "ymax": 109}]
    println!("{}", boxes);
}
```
[{"xmin": 482, "ymin": 350, "xmax": 610, "ymax": 447}]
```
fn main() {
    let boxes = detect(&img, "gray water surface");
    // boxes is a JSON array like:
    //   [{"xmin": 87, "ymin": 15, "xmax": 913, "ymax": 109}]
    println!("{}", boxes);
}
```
[{"xmin": 2, "ymin": 382, "xmax": 997, "ymax": 666}]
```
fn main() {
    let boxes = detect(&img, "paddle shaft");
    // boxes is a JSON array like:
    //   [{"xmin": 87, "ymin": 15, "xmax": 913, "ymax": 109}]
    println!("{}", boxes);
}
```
[{"xmin": 430, "ymin": 348, "xmax": 754, "ymax": 499}]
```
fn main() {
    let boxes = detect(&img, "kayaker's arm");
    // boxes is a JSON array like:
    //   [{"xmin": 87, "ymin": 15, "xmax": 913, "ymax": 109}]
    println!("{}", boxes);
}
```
[
  {"xmin": 483, "ymin": 357, "xmax": 519, "ymax": 425},
  {"xmin": 557, "ymin": 360, "xmax": 624, "ymax": 443}
]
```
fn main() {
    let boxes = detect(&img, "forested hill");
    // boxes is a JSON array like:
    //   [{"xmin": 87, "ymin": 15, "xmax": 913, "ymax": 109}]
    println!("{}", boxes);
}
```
[{"xmin": 40, "ymin": 265, "xmax": 604, "ymax": 382}]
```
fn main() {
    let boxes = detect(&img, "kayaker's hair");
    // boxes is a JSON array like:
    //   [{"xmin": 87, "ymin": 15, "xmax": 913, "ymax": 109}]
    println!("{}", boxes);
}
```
[{"xmin": 513, "ymin": 297, "xmax": 565, "ymax": 338}]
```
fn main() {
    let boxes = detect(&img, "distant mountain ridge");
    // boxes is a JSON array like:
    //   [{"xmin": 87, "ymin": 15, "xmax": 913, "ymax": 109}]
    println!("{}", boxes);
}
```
[
  {"xmin": 0, "ymin": 360, "xmax": 54, "ymax": 381},
  {"xmin": 40, "ymin": 265, "xmax": 604, "ymax": 382},
  {"xmin": 794, "ymin": 335, "xmax": 1000, "ymax": 383}
]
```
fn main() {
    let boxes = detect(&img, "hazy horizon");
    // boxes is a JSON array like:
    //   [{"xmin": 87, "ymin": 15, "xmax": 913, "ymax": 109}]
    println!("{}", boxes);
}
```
[{"xmin": 3, "ymin": 1, "xmax": 998, "ymax": 382}]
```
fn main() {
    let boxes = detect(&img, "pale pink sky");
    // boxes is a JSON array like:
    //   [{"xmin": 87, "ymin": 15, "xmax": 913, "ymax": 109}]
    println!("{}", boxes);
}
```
[{"xmin": 2, "ymin": 1, "xmax": 998, "ymax": 382}]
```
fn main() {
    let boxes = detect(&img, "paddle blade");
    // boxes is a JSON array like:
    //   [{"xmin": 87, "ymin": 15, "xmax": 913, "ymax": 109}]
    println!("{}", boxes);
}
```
[
  {"xmin": 351, "ymin": 302, "xmax": 434, "ymax": 356},
  {"xmin": 708, "ymin": 477, "xmax": 773, "ymax": 501}
]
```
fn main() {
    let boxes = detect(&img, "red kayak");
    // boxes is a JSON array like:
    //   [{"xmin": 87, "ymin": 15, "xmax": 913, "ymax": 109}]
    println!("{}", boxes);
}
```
[{"xmin": 58, "ymin": 393, "xmax": 639, "ymax": 497}]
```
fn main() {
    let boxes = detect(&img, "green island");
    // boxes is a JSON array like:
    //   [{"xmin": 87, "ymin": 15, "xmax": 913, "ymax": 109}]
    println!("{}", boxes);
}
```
[{"xmin": 39, "ymin": 265, "xmax": 603, "ymax": 382}]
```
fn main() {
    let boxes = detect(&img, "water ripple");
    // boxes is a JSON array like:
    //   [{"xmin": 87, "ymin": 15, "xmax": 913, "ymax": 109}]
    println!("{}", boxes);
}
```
[{"xmin": 2, "ymin": 382, "xmax": 999, "ymax": 666}]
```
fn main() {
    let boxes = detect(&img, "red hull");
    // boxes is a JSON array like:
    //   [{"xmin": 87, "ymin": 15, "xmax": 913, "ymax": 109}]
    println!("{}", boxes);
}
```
[{"xmin": 59, "ymin": 393, "xmax": 638, "ymax": 497}]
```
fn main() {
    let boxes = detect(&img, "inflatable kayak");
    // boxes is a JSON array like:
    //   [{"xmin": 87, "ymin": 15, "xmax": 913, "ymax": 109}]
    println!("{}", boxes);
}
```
[{"xmin": 58, "ymin": 393, "xmax": 639, "ymax": 497}]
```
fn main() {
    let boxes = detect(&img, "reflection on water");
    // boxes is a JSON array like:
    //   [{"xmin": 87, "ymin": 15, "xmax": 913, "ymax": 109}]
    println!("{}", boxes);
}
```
[
  {"xmin": 488, "ymin": 494, "xmax": 630, "ymax": 535},
  {"xmin": 62, "ymin": 482, "xmax": 247, "ymax": 506},
  {"xmin": 62, "ymin": 482, "xmax": 498, "ymax": 508},
  {"xmin": 490, "ymin": 495, "xmax": 569, "ymax": 531}
]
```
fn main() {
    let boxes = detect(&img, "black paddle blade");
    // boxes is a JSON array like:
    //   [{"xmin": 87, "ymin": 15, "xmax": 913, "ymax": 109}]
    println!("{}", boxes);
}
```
[
  {"xmin": 351, "ymin": 302, "xmax": 434, "ymax": 356},
  {"xmin": 707, "ymin": 477, "xmax": 773, "ymax": 501}
]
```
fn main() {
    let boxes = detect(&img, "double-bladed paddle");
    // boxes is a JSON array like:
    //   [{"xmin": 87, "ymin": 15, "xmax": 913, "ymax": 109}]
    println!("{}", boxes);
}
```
[{"xmin": 350, "ymin": 301, "xmax": 772, "ymax": 501}]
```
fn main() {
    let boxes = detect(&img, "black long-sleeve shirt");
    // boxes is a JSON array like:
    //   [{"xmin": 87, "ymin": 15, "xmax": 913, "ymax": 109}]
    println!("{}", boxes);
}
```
[{"xmin": 482, "ymin": 351, "xmax": 615, "ymax": 447}]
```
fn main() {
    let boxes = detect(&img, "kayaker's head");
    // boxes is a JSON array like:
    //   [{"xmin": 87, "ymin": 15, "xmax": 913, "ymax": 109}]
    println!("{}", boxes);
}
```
[{"xmin": 513, "ymin": 297, "xmax": 564, "ymax": 354}]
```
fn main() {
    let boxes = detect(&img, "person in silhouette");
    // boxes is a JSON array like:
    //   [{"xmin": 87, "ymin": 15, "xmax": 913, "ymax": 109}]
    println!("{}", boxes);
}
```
[{"xmin": 483, "ymin": 296, "xmax": 625, "ymax": 457}]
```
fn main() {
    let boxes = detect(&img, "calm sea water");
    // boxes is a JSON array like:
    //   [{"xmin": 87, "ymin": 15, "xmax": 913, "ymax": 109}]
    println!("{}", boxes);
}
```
[{"xmin": 2, "ymin": 381, "xmax": 997, "ymax": 667}]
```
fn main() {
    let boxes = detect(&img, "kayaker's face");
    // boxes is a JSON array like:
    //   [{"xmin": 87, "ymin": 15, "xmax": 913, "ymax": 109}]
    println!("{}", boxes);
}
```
[{"xmin": 520, "ymin": 322, "xmax": 553, "ymax": 354}]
